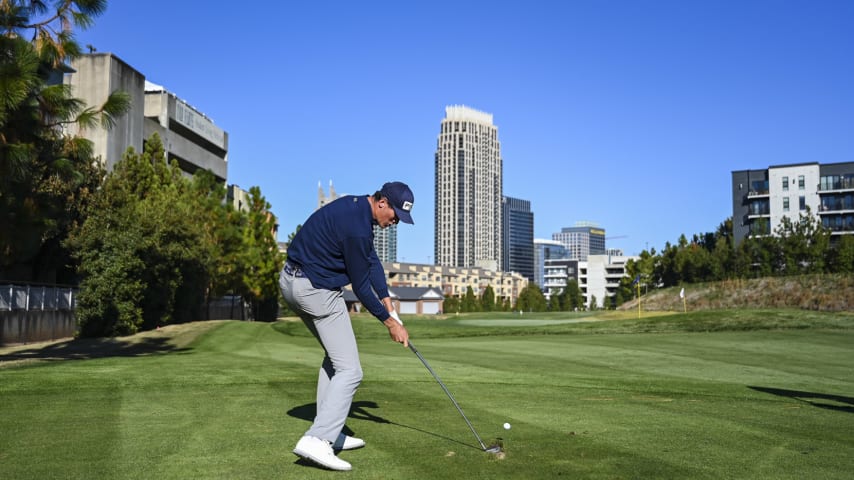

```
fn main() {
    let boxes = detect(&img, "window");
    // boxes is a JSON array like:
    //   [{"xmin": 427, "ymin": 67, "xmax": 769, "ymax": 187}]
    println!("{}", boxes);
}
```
[
  {"xmin": 783, "ymin": 197, "xmax": 790, "ymax": 211},
  {"xmin": 799, "ymin": 196, "xmax": 806, "ymax": 211},
  {"xmin": 782, "ymin": 176, "xmax": 789, "ymax": 191},
  {"xmin": 798, "ymin": 175, "xmax": 805, "ymax": 190}
]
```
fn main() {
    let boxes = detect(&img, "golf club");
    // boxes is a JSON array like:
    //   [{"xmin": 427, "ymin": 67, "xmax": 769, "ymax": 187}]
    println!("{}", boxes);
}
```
[
  {"xmin": 406, "ymin": 341, "xmax": 502, "ymax": 454},
  {"xmin": 391, "ymin": 313, "xmax": 500, "ymax": 454}
]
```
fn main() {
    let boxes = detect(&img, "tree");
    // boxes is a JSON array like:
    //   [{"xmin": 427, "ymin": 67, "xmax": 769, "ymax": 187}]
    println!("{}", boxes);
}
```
[
  {"xmin": 461, "ymin": 286, "xmax": 480, "ymax": 312},
  {"xmin": 0, "ymin": 0, "xmax": 130, "ymax": 282},
  {"xmin": 443, "ymin": 295, "xmax": 460, "ymax": 314},
  {"xmin": 480, "ymin": 285, "xmax": 495, "ymax": 311},
  {"xmin": 828, "ymin": 235, "xmax": 854, "ymax": 273},
  {"xmin": 241, "ymin": 186, "xmax": 283, "ymax": 321},
  {"xmin": 69, "ymin": 135, "xmax": 210, "ymax": 335},
  {"xmin": 775, "ymin": 207, "xmax": 830, "ymax": 275},
  {"xmin": 565, "ymin": 278, "xmax": 583, "ymax": 310},
  {"xmin": 514, "ymin": 283, "xmax": 547, "ymax": 312}
]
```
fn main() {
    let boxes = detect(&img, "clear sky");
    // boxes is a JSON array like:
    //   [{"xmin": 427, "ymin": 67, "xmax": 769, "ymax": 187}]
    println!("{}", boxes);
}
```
[{"xmin": 75, "ymin": 0, "xmax": 854, "ymax": 262}]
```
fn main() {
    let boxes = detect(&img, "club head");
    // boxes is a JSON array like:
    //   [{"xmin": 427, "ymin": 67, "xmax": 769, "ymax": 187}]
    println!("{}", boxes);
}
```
[{"xmin": 484, "ymin": 445, "xmax": 502, "ymax": 454}]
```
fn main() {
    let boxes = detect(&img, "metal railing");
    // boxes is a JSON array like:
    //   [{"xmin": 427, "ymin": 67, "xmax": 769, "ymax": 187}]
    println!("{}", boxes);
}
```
[{"xmin": 0, "ymin": 285, "xmax": 77, "ymax": 312}]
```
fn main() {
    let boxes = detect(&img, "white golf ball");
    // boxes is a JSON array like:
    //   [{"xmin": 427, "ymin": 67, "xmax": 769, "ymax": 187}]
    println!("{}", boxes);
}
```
[{"xmin": 503, "ymin": 422, "xmax": 511, "ymax": 430}]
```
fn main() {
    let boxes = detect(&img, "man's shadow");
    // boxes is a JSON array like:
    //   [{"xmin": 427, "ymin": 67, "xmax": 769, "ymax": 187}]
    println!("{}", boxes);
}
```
[
  {"xmin": 286, "ymin": 400, "xmax": 478, "ymax": 451},
  {"xmin": 749, "ymin": 386, "xmax": 854, "ymax": 413}
]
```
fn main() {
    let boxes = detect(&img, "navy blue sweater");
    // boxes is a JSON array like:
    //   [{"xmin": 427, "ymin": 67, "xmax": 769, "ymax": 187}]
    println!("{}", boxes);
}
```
[{"xmin": 286, "ymin": 195, "xmax": 391, "ymax": 321}]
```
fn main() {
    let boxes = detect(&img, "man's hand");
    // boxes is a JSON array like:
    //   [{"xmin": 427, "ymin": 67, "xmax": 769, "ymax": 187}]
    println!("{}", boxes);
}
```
[{"xmin": 383, "ymin": 310, "xmax": 409, "ymax": 347}]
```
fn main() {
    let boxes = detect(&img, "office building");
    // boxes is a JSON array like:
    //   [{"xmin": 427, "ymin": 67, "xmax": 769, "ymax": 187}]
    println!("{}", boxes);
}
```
[
  {"xmin": 732, "ymin": 161, "xmax": 854, "ymax": 244},
  {"xmin": 552, "ymin": 223, "xmax": 606, "ymax": 261},
  {"xmin": 318, "ymin": 181, "xmax": 397, "ymax": 262},
  {"xmin": 502, "ymin": 196, "xmax": 535, "ymax": 281},
  {"xmin": 434, "ymin": 105, "xmax": 503, "ymax": 270},
  {"xmin": 64, "ymin": 53, "xmax": 228, "ymax": 182}
]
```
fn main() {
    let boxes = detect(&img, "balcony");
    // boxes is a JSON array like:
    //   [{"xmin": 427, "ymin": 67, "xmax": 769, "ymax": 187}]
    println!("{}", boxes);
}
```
[
  {"xmin": 746, "ymin": 190, "xmax": 769, "ymax": 198},
  {"xmin": 818, "ymin": 176, "xmax": 854, "ymax": 193},
  {"xmin": 818, "ymin": 199, "xmax": 854, "ymax": 215},
  {"xmin": 745, "ymin": 208, "xmax": 770, "ymax": 219}
]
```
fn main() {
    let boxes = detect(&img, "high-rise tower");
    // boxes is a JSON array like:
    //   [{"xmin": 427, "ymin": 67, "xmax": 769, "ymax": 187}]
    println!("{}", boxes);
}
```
[
  {"xmin": 502, "ymin": 196, "xmax": 534, "ymax": 281},
  {"xmin": 434, "ymin": 105, "xmax": 503, "ymax": 270}
]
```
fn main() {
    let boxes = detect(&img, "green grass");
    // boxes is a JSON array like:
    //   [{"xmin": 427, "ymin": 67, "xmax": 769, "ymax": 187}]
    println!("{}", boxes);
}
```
[{"xmin": 1, "ymin": 311, "xmax": 853, "ymax": 479}]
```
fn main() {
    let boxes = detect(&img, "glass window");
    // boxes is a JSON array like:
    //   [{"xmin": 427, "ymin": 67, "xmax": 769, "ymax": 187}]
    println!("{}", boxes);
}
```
[
  {"xmin": 799, "ymin": 196, "xmax": 806, "ymax": 211},
  {"xmin": 798, "ymin": 175, "xmax": 805, "ymax": 190},
  {"xmin": 782, "ymin": 176, "xmax": 789, "ymax": 191},
  {"xmin": 783, "ymin": 197, "xmax": 790, "ymax": 211}
]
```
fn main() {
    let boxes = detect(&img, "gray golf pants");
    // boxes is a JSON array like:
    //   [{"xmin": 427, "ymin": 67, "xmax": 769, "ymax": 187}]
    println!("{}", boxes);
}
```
[{"xmin": 279, "ymin": 269, "xmax": 363, "ymax": 443}]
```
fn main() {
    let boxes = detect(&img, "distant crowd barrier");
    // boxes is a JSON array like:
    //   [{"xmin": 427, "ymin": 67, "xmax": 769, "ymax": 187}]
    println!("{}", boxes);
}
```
[{"xmin": 0, "ymin": 284, "xmax": 77, "ymax": 346}]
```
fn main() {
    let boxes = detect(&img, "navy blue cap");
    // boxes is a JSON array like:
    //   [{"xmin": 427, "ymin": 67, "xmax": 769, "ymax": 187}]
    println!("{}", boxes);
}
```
[{"xmin": 380, "ymin": 181, "xmax": 415, "ymax": 224}]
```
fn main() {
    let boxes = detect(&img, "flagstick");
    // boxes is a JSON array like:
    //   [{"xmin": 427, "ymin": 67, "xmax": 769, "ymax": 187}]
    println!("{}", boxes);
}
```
[{"xmin": 637, "ymin": 281, "xmax": 641, "ymax": 319}]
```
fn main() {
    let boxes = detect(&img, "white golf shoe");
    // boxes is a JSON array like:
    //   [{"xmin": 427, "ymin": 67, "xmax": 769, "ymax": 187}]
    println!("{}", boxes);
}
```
[
  {"xmin": 293, "ymin": 435, "xmax": 352, "ymax": 471},
  {"xmin": 333, "ymin": 433, "xmax": 366, "ymax": 451}
]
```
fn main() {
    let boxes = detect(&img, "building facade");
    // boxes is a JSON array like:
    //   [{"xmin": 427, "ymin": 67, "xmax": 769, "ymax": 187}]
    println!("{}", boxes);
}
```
[
  {"xmin": 64, "ymin": 53, "xmax": 228, "ymax": 182},
  {"xmin": 502, "ymin": 196, "xmax": 535, "ymax": 281},
  {"xmin": 434, "ymin": 105, "xmax": 503, "ymax": 270},
  {"xmin": 544, "ymin": 253, "xmax": 638, "ymax": 309},
  {"xmin": 534, "ymin": 239, "xmax": 570, "ymax": 288},
  {"xmin": 732, "ymin": 161, "xmax": 854, "ymax": 244},
  {"xmin": 383, "ymin": 261, "xmax": 528, "ymax": 308},
  {"xmin": 581, "ymin": 254, "xmax": 637, "ymax": 309},
  {"xmin": 543, "ymin": 258, "xmax": 579, "ymax": 300},
  {"xmin": 552, "ymin": 223, "xmax": 606, "ymax": 261},
  {"xmin": 317, "ymin": 181, "xmax": 397, "ymax": 262}
]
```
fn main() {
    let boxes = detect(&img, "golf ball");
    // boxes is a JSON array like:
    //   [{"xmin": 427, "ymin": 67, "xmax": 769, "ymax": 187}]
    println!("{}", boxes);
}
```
[{"xmin": 503, "ymin": 422, "xmax": 511, "ymax": 430}]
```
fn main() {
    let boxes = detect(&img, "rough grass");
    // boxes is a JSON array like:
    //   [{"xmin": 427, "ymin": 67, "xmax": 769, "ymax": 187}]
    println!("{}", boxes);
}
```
[{"xmin": 622, "ymin": 273, "xmax": 853, "ymax": 312}]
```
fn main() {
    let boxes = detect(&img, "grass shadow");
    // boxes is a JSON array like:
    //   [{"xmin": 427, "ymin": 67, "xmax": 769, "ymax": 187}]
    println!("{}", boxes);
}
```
[
  {"xmin": 749, "ymin": 386, "xmax": 854, "ymax": 413},
  {"xmin": 287, "ymin": 400, "xmax": 480, "ymax": 451},
  {"xmin": 0, "ymin": 336, "xmax": 188, "ymax": 364}
]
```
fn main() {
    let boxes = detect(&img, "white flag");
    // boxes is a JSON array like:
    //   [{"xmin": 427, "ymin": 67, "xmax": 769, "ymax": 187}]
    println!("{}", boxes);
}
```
[{"xmin": 679, "ymin": 287, "xmax": 685, "ymax": 299}]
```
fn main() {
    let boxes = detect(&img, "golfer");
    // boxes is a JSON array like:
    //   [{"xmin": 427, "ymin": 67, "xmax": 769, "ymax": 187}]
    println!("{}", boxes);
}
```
[{"xmin": 280, "ymin": 181, "xmax": 414, "ymax": 471}]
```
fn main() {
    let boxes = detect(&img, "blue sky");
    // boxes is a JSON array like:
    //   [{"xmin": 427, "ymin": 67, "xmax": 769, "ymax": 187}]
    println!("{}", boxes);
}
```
[{"xmin": 75, "ymin": 1, "xmax": 854, "ymax": 262}]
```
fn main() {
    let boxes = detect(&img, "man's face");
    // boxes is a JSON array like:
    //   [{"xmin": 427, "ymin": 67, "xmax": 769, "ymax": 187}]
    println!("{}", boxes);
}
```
[{"xmin": 377, "ymin": 197, "xmax": 399, "ymax": 228}]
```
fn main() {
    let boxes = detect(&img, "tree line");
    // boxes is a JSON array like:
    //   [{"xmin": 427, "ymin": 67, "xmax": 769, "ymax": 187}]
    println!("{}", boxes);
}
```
[
  {"xmin": 1, "ymin": 1, "xmax": 282, "ymax": 336},
  {"xmin": 615, "ymin": 213, "xmax": 854, "ymax": 308},
  {"xmin": 445, "ymin": 213, "xmax": 854, "ymax": 313}
]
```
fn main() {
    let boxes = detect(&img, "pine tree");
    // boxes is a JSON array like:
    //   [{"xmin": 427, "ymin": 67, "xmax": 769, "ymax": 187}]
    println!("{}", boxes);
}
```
[{"xmin": 0, "ymin": 0, "xmax": 129, "ymax": 282}]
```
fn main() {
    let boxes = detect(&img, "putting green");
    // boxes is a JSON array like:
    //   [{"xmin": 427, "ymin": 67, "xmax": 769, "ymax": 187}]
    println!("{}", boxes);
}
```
[{"xmin": 457, "ymin": 318, "xmax": 596, "ymax": 326}]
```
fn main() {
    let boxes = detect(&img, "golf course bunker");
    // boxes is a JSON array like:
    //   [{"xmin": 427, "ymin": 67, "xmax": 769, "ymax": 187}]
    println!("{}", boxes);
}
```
[{"xmin": 457, "ymin": 318, "xmax": 596, "ymax": 327}]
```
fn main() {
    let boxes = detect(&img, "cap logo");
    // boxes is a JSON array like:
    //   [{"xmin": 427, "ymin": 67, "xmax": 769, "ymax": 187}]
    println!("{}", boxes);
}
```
[{"xmin": 402, "ymin": 201, "xmax": 413, "ymax": 211}]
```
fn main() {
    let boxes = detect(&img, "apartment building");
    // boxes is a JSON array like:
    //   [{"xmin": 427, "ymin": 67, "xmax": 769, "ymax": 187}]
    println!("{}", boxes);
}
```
[
  {"xmin": 383, "ymin": 262, "xmax": 528, "ymax": 308},
  {"xmin": 544, "ymin": 254, "xmax": 638, "ymax": 309},
  {"xmin": 732, "ymin": 161, "xmax": 854, "ymax": 244}
]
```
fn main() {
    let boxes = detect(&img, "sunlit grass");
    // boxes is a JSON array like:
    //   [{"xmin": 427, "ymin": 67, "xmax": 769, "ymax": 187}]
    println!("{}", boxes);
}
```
[{"xmin": 2, "ymin": 312, "xmax": 853, "ymax": 479}]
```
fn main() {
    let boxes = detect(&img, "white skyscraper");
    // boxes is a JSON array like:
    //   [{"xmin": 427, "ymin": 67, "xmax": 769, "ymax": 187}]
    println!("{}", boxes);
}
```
[{"xmin": 434, "ymin": 105, "xmax": 503, "ymax": 270}]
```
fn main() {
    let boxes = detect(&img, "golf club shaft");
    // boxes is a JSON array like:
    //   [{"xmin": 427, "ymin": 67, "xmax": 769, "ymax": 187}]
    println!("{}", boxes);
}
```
[{"xmin": 408, "ymin": 342, "xmax": 488, "ymax": 451}]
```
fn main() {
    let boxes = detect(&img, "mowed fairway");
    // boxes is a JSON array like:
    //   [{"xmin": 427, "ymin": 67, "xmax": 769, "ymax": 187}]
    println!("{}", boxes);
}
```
[{"xmin": 1, "ymin": 311, "xmax": 853, "ymax": 479}]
